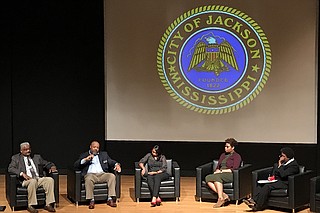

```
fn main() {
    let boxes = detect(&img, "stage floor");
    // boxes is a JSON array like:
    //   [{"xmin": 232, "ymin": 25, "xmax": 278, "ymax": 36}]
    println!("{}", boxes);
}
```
[{"xmin": 0, "ymin": 175, "xmax": 310, "ymax": 213}]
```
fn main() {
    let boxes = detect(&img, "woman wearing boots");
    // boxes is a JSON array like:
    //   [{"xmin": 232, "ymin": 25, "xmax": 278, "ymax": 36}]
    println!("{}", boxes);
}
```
[{"xmin": 205, "ymin": 138, "xmax": 242, "ymax": 208}]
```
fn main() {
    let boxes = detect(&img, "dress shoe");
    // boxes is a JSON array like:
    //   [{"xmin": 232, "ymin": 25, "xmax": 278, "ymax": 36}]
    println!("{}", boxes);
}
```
[
  {"xmin": 27, "ymin": 206, "xmax": 38, "ymax": 213},
  {"xmin": 107, "ymin": 199, "xmax": 117, "ymax": 207},
  {"xmin": 248, "ymin": 198, "xmax": 256, "ymax": 205},
  {"xmin": 88, "ymin": 200, "xmax": 95, "ymax": 209},
  {"xmin": 44, "ymin": 205, "xmax": 56, "ymax": 212},
  {"xmin": 247, "ymin": 206, "xmax": 261, "ymax": 212},
  {"xmin": 150, "ymin": 201, "xmax": 157, "ymax": 207},
  {"xmin": 243, "ymin": 198, "xmax": 256, "ymax": 207},
  {"xmin": 213, "ymin": 198, "xmax": 225, "ymax": 208},
  {"xmin": 156, "ymin": 197, "xmax": 162, "ymax": 206},
  {"xmin": 251, "ymin": 206, "xmax": 259, "ymax": 211}
]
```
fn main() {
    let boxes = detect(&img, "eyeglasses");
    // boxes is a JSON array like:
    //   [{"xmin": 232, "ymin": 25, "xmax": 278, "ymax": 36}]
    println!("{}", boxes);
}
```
[
  {"xmin": 279, "ymin": 154, "xmax": 286, "ymax": 158},
  {"xmin": 225, "ymin": 145, "xmax": 231, "ymax": 148}
]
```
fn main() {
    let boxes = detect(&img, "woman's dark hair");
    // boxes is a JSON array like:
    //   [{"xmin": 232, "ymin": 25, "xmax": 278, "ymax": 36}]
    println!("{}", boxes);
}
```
[
  {"xmin": 152, "ymin": 145, "xmax": 162, "ymax": 156},
  {"xmin": 225, "ymin": 138, "xmax": 238, "ymax": 147}
]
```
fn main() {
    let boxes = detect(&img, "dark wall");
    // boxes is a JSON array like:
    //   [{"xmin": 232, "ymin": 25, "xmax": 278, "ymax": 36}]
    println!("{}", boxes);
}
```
[
  {"xmin": 0, "ymin": 1, "xmax": 319, "ymax": 177},
  {"xmin": 0, "ymin": 2, "xmax": 13, "ymax": 173},
  {"xmin": 1, "ymin": 1, "xmax": 105, "ymax": 172}
]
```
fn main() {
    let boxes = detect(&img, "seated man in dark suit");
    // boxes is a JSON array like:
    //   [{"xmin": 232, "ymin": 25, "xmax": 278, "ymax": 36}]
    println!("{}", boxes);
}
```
[
  {"xmin": 74, "ymin": 140, "xmax": 121, "ymax": 209},
  {"xmin": 8, "ymin": 142, "xmax": 57, "ymax": 213},
  {"xmin": 244, "ymin": 147, "xmax": 299, "ymax": 211}
]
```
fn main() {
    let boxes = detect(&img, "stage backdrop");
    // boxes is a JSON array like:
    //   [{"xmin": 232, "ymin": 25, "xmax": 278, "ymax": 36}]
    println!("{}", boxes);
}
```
[{"xmin": 105, "ymin": 0, "xmax": 318, "ymax": 143}]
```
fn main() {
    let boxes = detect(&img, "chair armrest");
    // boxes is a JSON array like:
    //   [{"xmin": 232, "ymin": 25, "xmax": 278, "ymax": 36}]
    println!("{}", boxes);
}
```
[
  {"xmin": 288, "ymin": 170, "xmax": 314, "ymax": 208},
  {"xmin": 196, "ymin": 162, "xmax": 213, "ymax": 198},
  {"xmin": 251, "ymin": 167, "xmax": 273, "ymax": 196},
  {"xmin": 67, "ymin": 169, "xmax": 82, "ymax": 202},
  {"xmin": 173, "ymin": 161, "xmax": 180, "ymax": 198},
  {"xmin": 197, "ymin": 162, "xmax": 214, "ymax": 180},
  {"xmin": 6, "ymin": 173, "xmax": 19, "ymax": 208},
  {"xmin": 310, "ymin": 176, "xmax": 320, "ymax": 212},
  {"xmin": 233, "ymin": 164, "xmax": 252, "ymax": 200},
  {"xmin": 50, "ymin": 172, "xmax": 59, "ymax": 204},
  {"xmin": 115, "ymin": 171, "xmax": 121, "ymax": 199},
  {"xmin": 134, "ymin": 162, "xmax": 142, "ymax": 200}
]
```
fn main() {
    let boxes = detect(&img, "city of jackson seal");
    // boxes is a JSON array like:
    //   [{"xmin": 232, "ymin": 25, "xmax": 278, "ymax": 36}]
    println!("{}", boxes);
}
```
[{"xmin": 157, "ymin": 5, "xmax": 271, "ymax": 114}]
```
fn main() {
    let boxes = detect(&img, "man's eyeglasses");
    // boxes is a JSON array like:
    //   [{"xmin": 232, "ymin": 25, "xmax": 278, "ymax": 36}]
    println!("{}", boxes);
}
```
[{"xmin": 279, "ymin": 154, "xmax": 286, "ymax": 158}]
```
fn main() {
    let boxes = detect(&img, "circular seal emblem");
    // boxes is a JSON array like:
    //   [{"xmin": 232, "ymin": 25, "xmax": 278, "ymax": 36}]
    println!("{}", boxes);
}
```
[{"xmin": 157, "ymin": 5, "xmax": 271, "ymax": 114}]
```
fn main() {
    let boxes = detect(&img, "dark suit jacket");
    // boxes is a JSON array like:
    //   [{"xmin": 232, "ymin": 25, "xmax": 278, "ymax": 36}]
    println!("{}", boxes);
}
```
[
  {"xmin": 8, "ymin": 153, "xmax": 55, "ymax": 182},
  {"xmin": 74, "ymin": 151, "xmax": 118, "ymax": 177},
  {"xmin": 271, "ymin": 159, "xmax": 299, "ymax": 184}
]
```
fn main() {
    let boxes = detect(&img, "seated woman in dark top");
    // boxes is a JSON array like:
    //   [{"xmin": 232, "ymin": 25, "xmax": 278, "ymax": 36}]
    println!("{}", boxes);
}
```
[
  {"xmin": 205, "ymin": 138, "xmax": 242, "ymax": 208},
  {"xmin": 139, "ymin": 145, "xmax": 169, "ymax": 207}
]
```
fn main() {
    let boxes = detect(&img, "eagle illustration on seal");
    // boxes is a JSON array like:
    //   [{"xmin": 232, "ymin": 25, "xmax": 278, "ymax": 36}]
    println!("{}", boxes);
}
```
[{"xmin": 188, "ymin": 36, "xmax": 239, "ymax": 76}]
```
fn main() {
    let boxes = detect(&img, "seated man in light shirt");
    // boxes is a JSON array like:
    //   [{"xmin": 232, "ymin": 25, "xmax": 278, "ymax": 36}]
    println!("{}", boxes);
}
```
[
  {"xmin": 8, "ymin": 142, "xmax": 57, "ymax": 213},
  {"xmin": 74, "ymin": 140, "xmax": 121, "ymax": 209}
]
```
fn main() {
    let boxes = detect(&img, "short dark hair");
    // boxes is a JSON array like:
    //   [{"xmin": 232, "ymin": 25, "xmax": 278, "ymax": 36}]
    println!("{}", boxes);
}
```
[
  {"xmin": 280, "ymin": 147, "xmax": 294, "ymax": 159},
  {"xmin": 225, "ymin": 138, "xmax": 238, "ymax": 147},
  {"xmin": 152, "ymin": 145, "xmax": 162, "ymax": 156},
  {"xmin": 90, "ymin": 140, "xmax": 100, "ymax": 146}
]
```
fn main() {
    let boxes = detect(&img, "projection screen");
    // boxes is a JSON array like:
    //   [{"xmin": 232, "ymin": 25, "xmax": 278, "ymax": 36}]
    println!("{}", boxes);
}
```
[{"xmin": 105, "ymin": 0, "xmax": 318, "ymax": 143}]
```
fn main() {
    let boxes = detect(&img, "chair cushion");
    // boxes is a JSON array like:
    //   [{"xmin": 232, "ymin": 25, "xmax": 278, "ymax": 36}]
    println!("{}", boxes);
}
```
[
  {"xmin": 270, "ymin": 189, "xmax": 288, "ymax": 197},
  {"xmin": 201, "ymin": 180, "xmax": 233, "ymax": 189},
  {"xmin": 141, "ymin": 177, "xmax": 174, "ymax": 188},
  {"xmin": 17, "ymin": 186, "xmax": 45, "ymax": 195},
  {"xmin": 15, "ymin": 186, "xmax": 46, "ymax": 206},
  {"xmin": 81, "ymin": 182, "xmax": 108, "ymax": 190},
  {"xmin": 79, "ymin": 182, "xmax": 109, "ymax": 201},
  {"xmin": 140, "ymin": 176, "xmax": 176, "ymax": 197},
  {"xmin": 80, "ymin": 182, "xmax": 109, "ymax": 200}
]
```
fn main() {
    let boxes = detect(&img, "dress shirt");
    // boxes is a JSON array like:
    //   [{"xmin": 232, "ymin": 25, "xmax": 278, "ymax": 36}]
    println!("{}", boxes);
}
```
[
  {"xmin": 23, "ymin": 156, "xmax": 39, "ymax": 178},
  {"xmin": 81, "ymin": 154, "xmax": 104, "ymax": 174},
  {"xmin": 284, "ymin": 158, "xmax": 295, "ymax": 166}
]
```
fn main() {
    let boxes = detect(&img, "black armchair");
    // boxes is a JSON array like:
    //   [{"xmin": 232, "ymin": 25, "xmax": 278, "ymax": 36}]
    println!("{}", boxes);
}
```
[
  {"xmin": 310, "ymin": 176, "xmax": 320, "ymax": 212},
  {"xmin": 252, "ymin": 166, "xmax": 314, "ymax": 213},
  {"xmin": 196, "ymin": 160, "xmax": 252, "ymax": 204},
  {"xmin": 67, "ymin": 169, "xmax": 121, "ymax": 206},
  {"xmin": 6, "ymin": 171, "xmax": 59, "ymax": 211},
  {"xmin": 134, "ymin": 159, "xmax": 180, "ymax": 202}
]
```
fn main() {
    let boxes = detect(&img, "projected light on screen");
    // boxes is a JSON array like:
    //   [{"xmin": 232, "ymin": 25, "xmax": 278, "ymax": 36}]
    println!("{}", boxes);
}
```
[
  {"xmin": 157, "ymin": 5, "xmax": 271, "ymax": 114},
  {"xmin": 181, "ymin": 30, "xmax": 247, "ymax": 92},
  {"xmin": 105, "ymin": 0, "xmax": 317, "ymax": 143}
]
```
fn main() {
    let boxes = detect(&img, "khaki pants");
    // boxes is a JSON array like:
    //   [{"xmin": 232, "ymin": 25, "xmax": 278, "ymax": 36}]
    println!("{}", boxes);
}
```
[
  {"xmin": 22, "ymin": 177, "xmax": 55, "ymax": 206},
  {"xmin": 84, "ymin": 172, "xmax": 116, "ymax": 200}
]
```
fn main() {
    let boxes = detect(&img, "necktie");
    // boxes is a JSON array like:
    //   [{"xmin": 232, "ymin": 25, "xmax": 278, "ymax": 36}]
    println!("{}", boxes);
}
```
[{"xmin": 27, "ymin": 158, "xmax": 37, "ymax": 179}]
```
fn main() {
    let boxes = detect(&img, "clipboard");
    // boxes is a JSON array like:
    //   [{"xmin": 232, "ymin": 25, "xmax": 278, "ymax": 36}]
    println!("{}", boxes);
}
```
[{"xmin": 257, "ymin": 179, "xmax": 278, "ymax": 184}]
